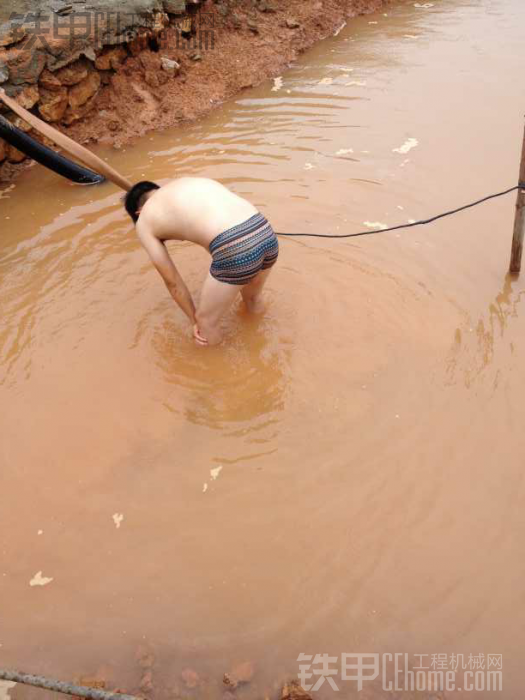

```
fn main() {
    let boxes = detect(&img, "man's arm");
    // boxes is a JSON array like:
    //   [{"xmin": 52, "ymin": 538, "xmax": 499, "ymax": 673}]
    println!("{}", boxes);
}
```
[{"xmin": 136, "ymin": 221, "xmax": 196, "ymax": 323}]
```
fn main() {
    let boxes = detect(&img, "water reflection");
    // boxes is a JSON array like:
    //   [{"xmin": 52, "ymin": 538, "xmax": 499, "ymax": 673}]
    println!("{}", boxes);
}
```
[
  {"xmin": 446, "ymin": 274, "xmax": 525, "ymax": 387},
  {"xmin": 152, "ymin": 304, "xmax": 288, "ymax": 432}
]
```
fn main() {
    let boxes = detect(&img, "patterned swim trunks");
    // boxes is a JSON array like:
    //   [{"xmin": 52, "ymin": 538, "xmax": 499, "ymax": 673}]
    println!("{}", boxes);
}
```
[{"xmin": 209, "ymin": 212, "xmax": 279, "ymax": 285}]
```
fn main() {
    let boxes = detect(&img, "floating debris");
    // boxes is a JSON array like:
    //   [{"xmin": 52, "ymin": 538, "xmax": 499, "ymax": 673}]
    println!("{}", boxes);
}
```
[
  {"xmin": 335, "ymin": 148, "xmax": 354, "ymax": 156},
  {"xmin": 363, "ymin": 221, "xmax": 388, "ymax": 230},
  {"xmin": 30, "ymin": 571, "xmax": 53, "ymax": 587},
  {"xmin": 393, "ymin": 138, "xmax": 419, "ymax": 154},
  {"xmin": 112, "ymin": 513, "xmax": 124, "ymax": 529},
  {"xmin": 334, "ymin": 22, "xmax": 346, "ymax": 36},
  {"xmin": 210, "ymin": 466, "xmax": 223, "ymax": 481}
]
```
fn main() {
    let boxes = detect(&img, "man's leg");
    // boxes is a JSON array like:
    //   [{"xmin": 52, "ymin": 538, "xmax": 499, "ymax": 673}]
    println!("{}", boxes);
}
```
[
  {"xmin": 241, "ymin": 267, "xmax": 273, "ymax": 314},
  {"xmin": 196, "ymin": 272, "xmax": 240, "ymax": 345}
]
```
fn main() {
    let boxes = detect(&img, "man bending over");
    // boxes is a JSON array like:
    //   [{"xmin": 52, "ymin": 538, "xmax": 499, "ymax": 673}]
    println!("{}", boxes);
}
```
[{"xmin": 124, "ymin": 178, "xmax": 279, "ymax": 346}]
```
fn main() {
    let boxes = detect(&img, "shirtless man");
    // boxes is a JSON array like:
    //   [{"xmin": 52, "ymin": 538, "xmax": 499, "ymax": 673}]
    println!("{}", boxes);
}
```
[{"xmin": 124, "ymin": 178, "xmax": 279, "ymax": 346}]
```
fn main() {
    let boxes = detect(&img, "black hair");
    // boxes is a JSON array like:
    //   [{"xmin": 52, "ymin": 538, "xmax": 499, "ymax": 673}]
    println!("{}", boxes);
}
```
[{"xmin": 124, "ymin": 181, "xmax": 160, "ymax": 223}]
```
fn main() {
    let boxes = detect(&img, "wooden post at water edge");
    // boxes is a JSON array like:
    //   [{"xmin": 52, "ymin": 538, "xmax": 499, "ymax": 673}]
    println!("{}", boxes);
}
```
[{"xmin": 509, "ymin": 118, "xmax": 525, "ymax": 274}]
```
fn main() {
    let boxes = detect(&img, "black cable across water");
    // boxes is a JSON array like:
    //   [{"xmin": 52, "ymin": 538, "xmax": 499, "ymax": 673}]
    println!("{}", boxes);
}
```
[{"xmin": 276, "ymin": 183, "xmax": 525, "ymax": 239}]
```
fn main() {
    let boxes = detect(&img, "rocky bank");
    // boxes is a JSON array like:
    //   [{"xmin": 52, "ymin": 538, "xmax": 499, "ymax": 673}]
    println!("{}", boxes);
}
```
[{"xmin": 0, "ymin": 0, "xmax": 391, "ymax": 183}]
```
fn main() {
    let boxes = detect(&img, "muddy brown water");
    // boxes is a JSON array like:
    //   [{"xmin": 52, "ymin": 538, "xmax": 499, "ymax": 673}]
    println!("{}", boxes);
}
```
[{"xmin": 1, "ymin": 0, "xmax": 525, "ymax": 698}]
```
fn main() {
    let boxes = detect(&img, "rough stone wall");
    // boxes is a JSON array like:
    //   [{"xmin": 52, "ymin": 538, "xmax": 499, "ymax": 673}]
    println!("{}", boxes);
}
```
[
  {"xmin": 0, "ymin": 0, "xmax": 199, "ymax": 167},
  {"xmin": 0, "ymin": 0, "xmax": 390, "ymax": 179}
]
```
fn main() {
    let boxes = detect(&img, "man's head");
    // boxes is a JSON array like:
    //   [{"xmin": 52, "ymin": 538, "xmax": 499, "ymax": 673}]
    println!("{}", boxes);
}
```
[{"xmin": 124, "ymin": 181, "xmax": 160, "ymax": 223}]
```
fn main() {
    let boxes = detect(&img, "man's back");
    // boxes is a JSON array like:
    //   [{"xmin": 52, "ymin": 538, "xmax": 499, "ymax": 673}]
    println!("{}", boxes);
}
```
[
  {"xmin": 139, "ymin": 177, "xmax": 258, "ymax": 248},
  {"xmin": 127, "ymin": 176, "xmax": 278, "ymax": 345}
]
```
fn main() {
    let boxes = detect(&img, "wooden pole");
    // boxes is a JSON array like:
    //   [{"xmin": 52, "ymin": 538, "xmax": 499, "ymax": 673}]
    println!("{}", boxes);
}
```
[
  {"xmin": 0, "ymin": 88, "xmax": 132, "ymax": 192},
  {"xmin": 509, "ymin": 118, "xmax": 525, "ymax": 274}
]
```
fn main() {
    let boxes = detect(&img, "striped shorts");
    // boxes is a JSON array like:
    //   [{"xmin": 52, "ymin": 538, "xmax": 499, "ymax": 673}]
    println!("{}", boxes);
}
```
[{"xmin": 209, "ymin": 212, "xmax": 279, "ymax": 285}]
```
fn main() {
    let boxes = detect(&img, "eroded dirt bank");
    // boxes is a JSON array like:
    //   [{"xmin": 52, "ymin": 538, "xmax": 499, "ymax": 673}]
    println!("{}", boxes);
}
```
[{"xmin": 0, "ymin": 0, "xmax": 391, "ymax": 183}]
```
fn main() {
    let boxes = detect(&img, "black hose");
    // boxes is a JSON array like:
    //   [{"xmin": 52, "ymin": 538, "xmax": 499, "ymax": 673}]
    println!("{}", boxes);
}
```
[{"xmin": 0, "ymin": 114, "xmax": 105, "ymax": 185}]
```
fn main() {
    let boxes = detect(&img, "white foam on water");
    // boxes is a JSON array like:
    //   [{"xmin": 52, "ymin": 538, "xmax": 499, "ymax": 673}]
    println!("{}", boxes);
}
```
[
  {"xmin": 318, "ymin": 77, "xmax": 334, "ymax": 85},
  {"xmin": 363, "ymin": 221, "xmax": 388, "ymax": 230},
  {"xmin": 346, "ymin": 81, "xmax": 367, "ymax": 87},
  {"xmin": 271, "ymin": 76, "xmax": 283, "ymax": 92},
  {"xmin": 112, "ymin": 513, "xmax": 124, "ymax": 529},
  {"xmin": 210, "ymin": 466, "xmax": 223, "ymax": 481},
  {"xmin": 30, "ymin": 571, "xmax": 53, "ymax": 587},
  {"xmin": 202, "ymin": 483, "xmax": 208, "ymax": 493},
  {"xmin": 336, "ymin": 148, "xmax": 354, "ymax": 156},
  {"xmin": 414, "ymin": 2, "xmax": 434, "ymax": 7},
  {"xmin": 393, "ymin": 138, "xmax": 419, "ymax": 154},
  {"xmin": 304, "ymin": 163, "xmax": 315, "ymax": 170}
]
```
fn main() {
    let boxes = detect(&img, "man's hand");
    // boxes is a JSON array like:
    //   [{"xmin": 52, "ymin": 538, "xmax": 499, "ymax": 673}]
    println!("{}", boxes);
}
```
[{"xmin": 193, "ymin": 324, "xmax": 208, "ymax": 347}]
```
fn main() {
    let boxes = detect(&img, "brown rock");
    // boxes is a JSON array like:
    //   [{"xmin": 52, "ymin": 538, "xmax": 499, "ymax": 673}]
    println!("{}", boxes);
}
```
[
  {"xmin": 55, "ymin": 59, "xmax": 89, "ymax": 87},
  {"xmin": 139, "ymin": 52, "xmax": 162, "ymax": 73},
  {"xmin": 285, "ymin": 18, "xmax": 301, "ymax": 29},
  {"xmin": 0, "ymin": 26, "xmax": 27, "ymax": 48},
  {"xmin": 39, "ymin": 69, "xmax": 63, "ymax": 92},
  {"xmin": 68, "ymin": 71, "xmax": 101, "ymax": 110},
  {"xmin": 62, "ymin": 93, "xmax": 99, "ymax": 125},
  {"xmin": 99, "ymin": 70, "xmax": 113, "ymax": 85},
  {"xmin": 181, "ymin": 668, "xmax": 199, "ymax": 689},
  {"xmin": 8, "ymin": 50, "xmax": 47, "ymax": 85},
  {"xmin": 38, "ymin": 87, "xmax": 69, "ymax": 122},
  {"xmin": 0, "ymin": 139, "xmax": 6, "ymax": 163},
  {"xmin": 15, "ymin": 85, "xmax": 40, "ymax": 109},
  {"xmin": 223, "ymin": 661, "xmax": 255, "ymax": 689},
  {"xmin": 95, "ymin": 46, "xmax": 128, "ymax": 71},
  {"xmin": 281, "ymin": 681, "xmax": 313, "ymax": 700},
  {"xmin": 6, "ymin": 143, "xmax": 26, "ymax": 163},
  {"xmin": 12, "ymin": 117, "xmax": 32, "ymax": 133},
  {"xmin": 247, "ymin": 19, "xmax": 259, "ymax": 34}
]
